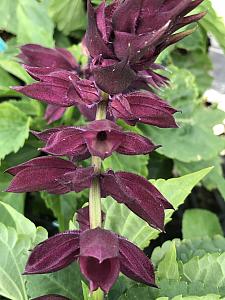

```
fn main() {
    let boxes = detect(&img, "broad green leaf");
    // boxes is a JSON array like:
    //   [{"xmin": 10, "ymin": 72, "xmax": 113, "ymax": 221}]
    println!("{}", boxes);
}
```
[
  {"xmin": 157, "ymin": 242, "xmax": 179, "ymax": 281},
  {"xmin": 26, "ymin": 263, "xmax": 83, "ymax": 300},
  {"xmin": 0, "ymin": 54, "xmax": 32, "ymax": 83},
  {"xmin": 118, "ymin": 286, "xmax": 156, "ymax": 300},
  {"xmin": 182, "ymin": 209, "xmax": 223, "ymax": 239},
  {"xmin": 9, "ymin": 99, "xmax": 43, "ymax": 117},
  {"xmin": 48, "ymin": 0, "xmax": 86, "ymax": 35},
  {"xmin": 103, "ymin": 153, "xmax": 149, "ymax": 177},
  {"xmin": 174, "ymin": 157, "xmax": 225, "ymax": 200},
  {"xmin": 0, "ymin": 224, "xmax": 29, "ymax": 300},
  {"xmin": 141, "ymin": 107, "xmax": 225, "ymax": 163},
  {"xmin": 0, "ymin": 202, "xmax": 36, "ymax": 240},
  {"xmin": 103, "ymin": 167, "xmax": 212, "ymax": 249},
  {"xmin": 182, "ymin": 252, "xmax": 225, "ymax": 294},
  {"xmin": 0, "ymin": 102, "xmax": 30, "ymax": 161},
  {"xmin": 17, "ymin": 0, "xmax": 54, "ymax": 47},
  {"xmin": 0, "ymin": 0, "xmax": 18, "ymax": 34},
  {"xmin": 176, "ymin": 235, "xmax": 225, "ymax": 264}
]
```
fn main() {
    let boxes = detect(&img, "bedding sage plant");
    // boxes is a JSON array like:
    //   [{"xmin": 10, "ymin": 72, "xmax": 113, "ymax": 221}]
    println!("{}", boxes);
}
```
[{"xmin": 6, "ymin": 0, "xmax": 205, "ymax": 298}]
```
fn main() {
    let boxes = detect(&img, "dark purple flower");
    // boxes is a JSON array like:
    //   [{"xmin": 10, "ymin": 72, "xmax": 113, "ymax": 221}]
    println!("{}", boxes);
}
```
[
  {"xmin": 18, "ymin": 44, "xmax": 79, "ymax": 73},
  {"xmin": 110, "ymin": 91, "xmax": 178, "ymax": 127},
  {"xmin": 24, "ymin": 228, "xmax": 156, "ymax": 293},
  {"xmin": 12, "ymin": 70, "xmax": 100, "ymax": 108},
  {"xmin": 32, "ymin": 119, "xmax": 157, "ymax": 160},
  {"xmin": 85, "ymin": 0, "xmax": 206, "ymax": 94},
  {"xmin": 32, "ymin": 295, "xmax": 70, "ymax": 300},
  {"xmin": 100, "ymin": 170, "xmax": 172, "ymax": 230},
  {"xmin": 6, "ymin": 156, "xmax": 94, "ymax": 194}
]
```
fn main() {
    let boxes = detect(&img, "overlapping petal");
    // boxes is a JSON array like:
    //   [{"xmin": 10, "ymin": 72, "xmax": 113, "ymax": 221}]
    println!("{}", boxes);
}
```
[
  {"xmin": 12, "ymin": 71, "xmax": 100, "ymax": 107},
  {"xmin": 86, "ymin": 0, "xmax": 205, "ymax": 94},
  {"xmin": 110, "ymin": 91, "xmax": 178, "ymax": 128},
  {"xmin": 33, "ymin": 120, "xmax": 156, "ymax": 160},
  {"xmin": 100, "ymin": 170, "xmax": 173, "ymax": 230},
  {"xmin": 24, "ymin": 231, "xmax": 80, "ymax": 274},
  {"xmin": 25, "ymin": 227, "xmax": 156, "ymax": 293},
  {"xmin": 5, "ymin": 157, "xmax": 94, "ymax": 194}
]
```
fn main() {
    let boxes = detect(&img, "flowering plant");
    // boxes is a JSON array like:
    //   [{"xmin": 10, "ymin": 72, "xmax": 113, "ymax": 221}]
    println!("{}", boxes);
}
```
[{"xmin": 5, "ymin": 0, "xmax": 207, "ymax": 299}]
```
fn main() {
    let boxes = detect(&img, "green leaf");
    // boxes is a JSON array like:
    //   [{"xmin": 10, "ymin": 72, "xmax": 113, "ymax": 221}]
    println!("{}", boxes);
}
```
[
  {"xmin": 0, "ymin": 102, "xmax": 30, "ymax": 161},
  {"xmin": 0, "ymin": 224, "xmax": 29, "ymax": 300},
  {"xmin": 196, "ymin": 0, "xmax": 225, "ymax": 54},
  {"xmin": 0, "ymin": 202, "xmax": 36, "ymax": 241},
  {"xmin": 174, "ymin": 156, "xmax": 225, "ymax": 200},
  {"xmin": 118, "ymin": 286, "xmax": 156, "ymax": 300},
  {"xmin": 157, "ymin": 242, "xmax": 179, "ymax": 281},
  {"xmin": 182, "ymin": 209, "xmax": 223, "ymax": 239},
  {"xmin": 103, "ymin": 167, "xmax": 212, "ymax": 249},
  {"xmin": 103, "ymin": 153, "xmax": 149, "ymax": 177},
  {"xmin": 16, "ymin": 0, "xmax": 54, "ymax": 47},
  {"xmin": 0, "ymin": 54, "xmax": 32, "ymax": 83},
  {"xmin": 26, "ymin": 263, "xmax": 83, "ymax": 300},
  {"xmin": 0, "ymin": 0, "xmax": 18, "ymax": 34},
  {"xmin": 141, "ymin": 107, "xmax": 225, "ymax": 163},
  {"xmin": 48, "ymin": 0, "xmax": 86, "ymax": 35},
  {"xmin": 181, "ymin": 252, "xmax": 225, "ymax": 294}
]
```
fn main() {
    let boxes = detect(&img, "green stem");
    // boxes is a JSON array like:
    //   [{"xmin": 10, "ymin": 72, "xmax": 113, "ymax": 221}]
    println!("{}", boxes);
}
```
[{"xmin": 89, "ymin": 97, "xmax": 108, "ymax": 298}]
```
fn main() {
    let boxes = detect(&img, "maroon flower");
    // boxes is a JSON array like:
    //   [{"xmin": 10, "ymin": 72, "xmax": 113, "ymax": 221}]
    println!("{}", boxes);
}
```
[
  {"xmin": 6, "ymin": 156, "xmax": 94, "ymax": 194},
  {"xmin": 33, "ymin": 119, "xmax": 157, "ymax": 160},
  {"xmin": 24, "ymin": 228, "xmax": 156, "ymax": 293},
  {"xmin": 110, "ymin": 91, "xmax": 178, "ymax": 127},
  {"xmin": 76, "ymin": 206, "xmax": 105, "ymax": 231},
  {"xmin": 100, "ymin": 170, "xmax": 172, "ymax": 230},
  {"xmin": 13, "ymin": 70, "xmax": 100, "ymax": 108},
  {"xmin": 85, "ymin": 0, "xmax": 206, "ymax": 94}
]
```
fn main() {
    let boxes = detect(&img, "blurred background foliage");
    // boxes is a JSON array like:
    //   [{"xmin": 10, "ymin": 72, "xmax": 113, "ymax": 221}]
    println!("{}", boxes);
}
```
[{"xmin": 0, "ymin": 0, "xmax": 225, "ymax": 299}]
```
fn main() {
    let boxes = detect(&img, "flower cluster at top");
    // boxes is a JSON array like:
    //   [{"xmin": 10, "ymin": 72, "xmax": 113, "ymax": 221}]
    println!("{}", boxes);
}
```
[{"xmin": 6, "ymin": 0, "xmax": 205, "ymax": 298}]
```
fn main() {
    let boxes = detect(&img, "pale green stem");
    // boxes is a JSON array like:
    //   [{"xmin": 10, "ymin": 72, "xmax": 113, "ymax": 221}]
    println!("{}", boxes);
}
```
[{"xmin": 89, "ymin": 98, "xmax": 108, "ymax": 300}]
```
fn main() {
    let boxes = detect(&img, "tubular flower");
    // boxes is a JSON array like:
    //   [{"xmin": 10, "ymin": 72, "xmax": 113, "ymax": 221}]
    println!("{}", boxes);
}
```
[
  {"xmin": 85, "ymin": 0, "xmax": 206, "ymax": 94},
  {"xmin": 24, "ymin": 227, "xmax": 156, "ymax": 293},
  {"xmin": 32, "ymin": 119, "xmax": 158, "ymax": 160}
]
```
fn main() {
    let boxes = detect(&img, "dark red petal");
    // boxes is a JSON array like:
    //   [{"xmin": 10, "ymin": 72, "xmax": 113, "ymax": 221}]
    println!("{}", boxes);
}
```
[
  {"xmin": 6, "ymin": 157, "xmax": 76, "ymax": 193},
  {"xmin": 24, "ymin": 231, "xmax": 80, "ymax": 274},
  {"xmin": 58, "ymin": 166, "xmax": 95, "ymax": 193},
  {"xmin": 86, "ymin": 1, "xmax": 114, "ymax": 58},
  {"xmin": 100, "ymin": 171, "xmax": 172, "ymax": 230},
  {"xmin": 112, "ymin": 0, "xmax": 142, "ymax": 33},
  {"xmin": 45, "ymin": 105, "xmax": 66, "ymax": 124},
  {"xmin": 91, "ymin": 58, "xmax": 137, "ymax": 94},
  {"xmin": 79, "ymin": 228, "xmax": 120, "ymax": 292},
  {"xmin": 110, "ymin": 92, "xmax": 178, "ymax": 128},
  {"xmin": 119, "ymin": 237, "xmax": 156, "ymax": 287},
  {"xmin": 19, "ymin": 44, "xmax": 77, "ymax": 70},
  {"xmin": 79, "ymin": 256, "xmax": 120, "ymax": 293},
  {"xmin": 117, "ymin": 132, "xmax": 158, "ymax": 155},
  {"xmin": 41, "ymin": 128, "xmax": 89, "ymax": 159}
]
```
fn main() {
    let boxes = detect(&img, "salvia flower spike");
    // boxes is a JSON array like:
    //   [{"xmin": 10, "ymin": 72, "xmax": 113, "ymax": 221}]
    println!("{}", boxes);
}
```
[{"xmin": 7, "ymin": 0, "xmax": 205, "ymax": 297}]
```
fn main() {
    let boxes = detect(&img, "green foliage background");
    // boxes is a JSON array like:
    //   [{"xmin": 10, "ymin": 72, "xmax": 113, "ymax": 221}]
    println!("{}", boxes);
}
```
[{"xmin": 0, "ymin": 0, "xmax": 225, "ymax": 299}]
